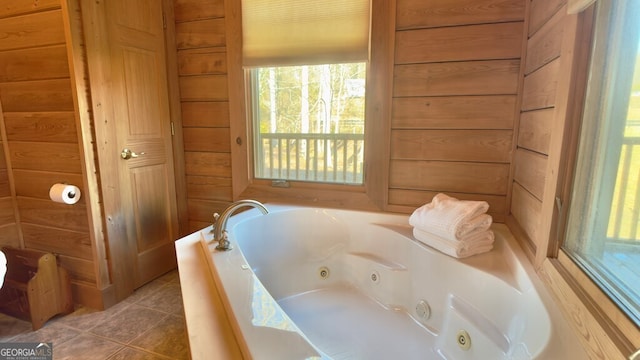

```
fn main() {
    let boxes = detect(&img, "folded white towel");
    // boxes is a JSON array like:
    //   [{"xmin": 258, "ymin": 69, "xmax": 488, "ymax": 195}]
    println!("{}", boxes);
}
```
[
  {"xmin": 409, "ymin": 193, "xmax": 492, "ymax": 240},
  {"xmin": 413, "ymin": 227, "xmax": 494, "ymax": 258}
]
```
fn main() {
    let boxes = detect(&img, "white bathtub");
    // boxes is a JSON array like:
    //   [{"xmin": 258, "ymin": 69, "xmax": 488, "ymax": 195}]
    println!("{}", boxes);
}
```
[{"xmin": 180, "ymin": 204, "xmax": 586, "ymax": 359}]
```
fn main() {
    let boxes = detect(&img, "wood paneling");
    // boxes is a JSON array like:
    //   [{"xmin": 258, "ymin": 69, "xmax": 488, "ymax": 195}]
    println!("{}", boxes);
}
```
[
  {"xmin": 518, "ymin": 109, "xmax": 554, "ymax": 154},
  {"xmin": 179, "ymin": 75, "xmax": 228, "ymax": 101},
  {"xmin": 0, "ymin": 79, "xmax": 74, "ymax": 112},
  {"xmin": 395, "ymin": 22, "xmax": 523, "ymax": 64},
  {"xmin": 392, "ymin": 96, "xmax": 516, "ymax": 130},
  {"xmin": 187, "ymin": 198, "xmax": 229, "ymax": 223},
  {"xmin": 186, "ymin": 175, "xmax": 232, "ymax": 201},
  {"xmin": 4, "ymin": 112, "xmax": 77, "ymax": 143},
  {"xmin": 0, "ymin": 169, "xmax": 8, "ymax": 198},
  {"xmin": 174, "ymin": 0, "xmax": 225, "ymax": 22},
  {"xmin": 18, "ymin": 197, "xmax": 89, "ymax": 233},
  {"xmin": 396, "ymin": 0, "xmax": 525, "ymax": 29},
  {"xmin": 9, "ymin": 142, "xmax": 81, "ymax": 173},
  {"xmin": 183, "ymin": 128, "xmax": 230, "ymax": 152},
  {"xmin": 22, "ymin": 224, "xmax": 92, "ymax": 260},
  {"xmin": 0, "ymin": 0, "xmax": 60, "ymax": 19},
  {"xmin": 178, "ymin": 47, "xmax": 227, "ymax": 75},
  {"xmin": 390, "ymin": 160, "xmax": 510, "ymax": 195},
  {"xmin": 0, "ymin": 3, "xmax": 97, "ymax": 307},
  {"xmin": 181, "ymin": 101, "xmax": 229, "ymax": 128},
  {"xmin": 56, "ymin": 254, "xmax": 96, "ymax": 285},
  {"xmin": 184, "ymin": 152, "xmax": 231, "ymax": 177},
  {"xmin": 510, "ymin": 182, "xmax": 541, "ymax": 249},
  {"xmin": 0, "ymin": 197, "xmax": 15, "ymax": 224},
  {"xmin": 13, "ymin": 170, "xmax": 84, "ymax": 199},
  {"xmin": 393, "ymin": 60, "xmax": 520, "ymax": 97},
  {"xmin": 514, "ymin": 149, "xmax": 547, "ymax": 200},
  {"xmin": 175, "ymin": 2, "xmax": 234, "ymax": 227},
  {"xmin": 391, "ymin": 130, "xmax": 512, "ymax": 162},
  {"xmin": 521, "ymin": 58, "xmax": 561, "ymax": 111},
  {"xmin": 529, "ymin": 0, "xmax": 566, "ymax": 36},
  {"xmin": 0, "ymin": 45, "xmax": 69, "ymax": 82},
  {"xmin": 175, "ymin": 18, "xmax": 226, "ymax": 49},
  {"xmin": 525, "ymin": 8, "xmax": 564, "ymax": 75},
  {"xmin": 0, "ymin": 10, "xmax": 65, "ymax": 51},
  {"xmin": 0, "ymin": 224, "xmax": 20, "ymax": 248}
]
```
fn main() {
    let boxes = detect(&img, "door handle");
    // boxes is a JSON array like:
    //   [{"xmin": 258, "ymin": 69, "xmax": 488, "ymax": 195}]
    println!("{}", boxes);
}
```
[{"xmin": 121, "ymin": 148, "xmax": 145, "ymax": 160}]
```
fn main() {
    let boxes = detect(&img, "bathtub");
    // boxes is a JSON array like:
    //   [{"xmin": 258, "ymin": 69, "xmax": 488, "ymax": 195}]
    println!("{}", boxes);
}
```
[{"xmin": 177, "ymin": 204, "xmax": 586, "ymax": 359}]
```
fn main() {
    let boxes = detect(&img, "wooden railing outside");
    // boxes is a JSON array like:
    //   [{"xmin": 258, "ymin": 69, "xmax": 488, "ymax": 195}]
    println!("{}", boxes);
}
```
[
  {"xmin": 609, "ymin": 135, "xmax": 640, "ymax": 243},
  {"xmin": 255, "ymin": 133, "xmax": 364, "ymax": 184}
]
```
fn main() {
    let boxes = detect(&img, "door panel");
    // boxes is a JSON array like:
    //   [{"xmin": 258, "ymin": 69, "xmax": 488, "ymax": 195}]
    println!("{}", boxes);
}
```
[{"xmin": 107, "ymin": 0, "xmax": 178, "ymax": 288}]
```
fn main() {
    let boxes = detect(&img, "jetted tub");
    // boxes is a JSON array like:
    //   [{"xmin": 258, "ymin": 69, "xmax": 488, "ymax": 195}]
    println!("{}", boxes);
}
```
[{"xmin": 178, "ymin": 204, "xmax": 586, "ymax": 359}]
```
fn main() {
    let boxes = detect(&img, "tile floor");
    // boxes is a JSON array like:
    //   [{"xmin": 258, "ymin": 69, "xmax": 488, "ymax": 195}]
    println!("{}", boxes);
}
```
[{"xmin": 0, "ymin": 269, "xmax": 190, "ymax": 359}]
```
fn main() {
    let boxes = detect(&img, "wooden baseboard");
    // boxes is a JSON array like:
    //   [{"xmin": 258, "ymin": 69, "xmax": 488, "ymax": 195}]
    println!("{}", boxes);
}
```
[{"xmin": 70, "ymin": 281, "xmax": 116, "ymax": 310}]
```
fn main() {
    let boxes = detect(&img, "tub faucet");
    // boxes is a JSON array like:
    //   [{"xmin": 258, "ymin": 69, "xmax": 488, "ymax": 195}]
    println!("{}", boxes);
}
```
[{"xmin": 213, "ymin": 200, "xmax": 269, "ymax": 251}]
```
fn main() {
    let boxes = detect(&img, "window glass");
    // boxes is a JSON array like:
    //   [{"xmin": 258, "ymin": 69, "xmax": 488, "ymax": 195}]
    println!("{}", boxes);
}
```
[
  {"xmin": 563, "ymin": 0, "xmax": 640, "ymax": 325},
  {"xmin": 250, "ymin": 63, "xmax": 366, "ymax": 184}
]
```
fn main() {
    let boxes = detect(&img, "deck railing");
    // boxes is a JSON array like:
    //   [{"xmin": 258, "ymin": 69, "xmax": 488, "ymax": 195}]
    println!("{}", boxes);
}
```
[
  {"xmin": 609, "ymin": 135, "xmax": 640, "ymax": 243},
  {"xmin": 255, "ymin": 133, "xmax": 364, "ymax": 184}
]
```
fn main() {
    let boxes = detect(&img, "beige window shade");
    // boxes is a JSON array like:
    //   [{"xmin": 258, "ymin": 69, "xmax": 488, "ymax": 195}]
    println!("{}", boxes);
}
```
[
  {"xmin": 568, "ymin": 0, "xmax": 597, "ymax": 13},
  {"xmin": 242, "ymin": 0, "xmax": 371, "ymax": 67}
]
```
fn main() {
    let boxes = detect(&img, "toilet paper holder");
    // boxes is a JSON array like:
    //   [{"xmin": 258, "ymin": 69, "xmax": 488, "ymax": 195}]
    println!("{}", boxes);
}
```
[{"xmin": 49, "ymin": 183, "xmax": 81, "ymax": 205}]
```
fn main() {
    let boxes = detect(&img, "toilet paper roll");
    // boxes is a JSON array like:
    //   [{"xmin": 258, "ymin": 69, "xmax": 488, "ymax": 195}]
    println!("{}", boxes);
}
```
[{"xmin": 49, "ymin": 183, "xmax": 81, "ymax": 205}]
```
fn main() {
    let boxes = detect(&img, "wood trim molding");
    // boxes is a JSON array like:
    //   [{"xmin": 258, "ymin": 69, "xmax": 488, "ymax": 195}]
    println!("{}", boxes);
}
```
[
  {"xmin": 225, "ymin": 0, "xmax": 250, "ymax": 200},
  {"xmin": 60, "ymin": 0, "xmax": 111, "ymax": 299},
  {"xmin": 163, "ymin": 0, "xmax": 190, "ymax": 238},
  {"xmin": 535, "ymin": 6, "xmax": 581, "ymax": 268},
  {"xmin": 539, "ymin": 258, "xmax": 635, "ymax": 359},
  {"xmin": 80, "ymin": 0, "xmax": 135, "ymax": 302}
]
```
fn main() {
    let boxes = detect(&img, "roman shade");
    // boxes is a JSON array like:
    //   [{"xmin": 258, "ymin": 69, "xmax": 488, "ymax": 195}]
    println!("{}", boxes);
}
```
[
  {"xmin": 242, "ymin": 0, "xmax": 371, "ymax": 67},
  {"xmin": 568, "ymin": 0, "xmax": 597, "ymax": 13}
]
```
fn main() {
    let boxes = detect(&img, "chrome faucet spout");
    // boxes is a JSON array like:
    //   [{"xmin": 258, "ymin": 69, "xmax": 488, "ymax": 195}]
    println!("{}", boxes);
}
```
[{"xmin": 213, "ymin": 200, "xmax": 268, "ymax": 251}]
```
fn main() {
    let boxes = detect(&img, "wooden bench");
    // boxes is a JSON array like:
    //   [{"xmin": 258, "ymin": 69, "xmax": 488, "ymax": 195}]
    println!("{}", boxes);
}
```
[{"xmin": 0, "ymin": 247, "xmax": 73, "ymax": 330}]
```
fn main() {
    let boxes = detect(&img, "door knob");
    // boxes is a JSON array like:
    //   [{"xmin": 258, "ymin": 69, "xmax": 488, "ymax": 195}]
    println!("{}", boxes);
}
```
[{"xmin": 121, "ymin": 148, "xmax": 145, "ymax": 160}]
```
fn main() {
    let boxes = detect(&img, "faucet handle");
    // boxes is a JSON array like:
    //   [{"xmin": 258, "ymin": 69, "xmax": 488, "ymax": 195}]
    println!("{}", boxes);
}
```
[{"xmin": 210, "ymin": 213, "xmax": 221, "ymax": 234}]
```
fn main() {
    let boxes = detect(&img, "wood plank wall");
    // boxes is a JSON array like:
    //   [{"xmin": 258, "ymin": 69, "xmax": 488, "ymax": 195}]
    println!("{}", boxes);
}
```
[
  {"xmin": 174, "ymin": 0, "xmax": 527, "ymax": 227},
  {"xmin": 0, "ymin": 1, "xmax": 98, "ymax": 305},
  {"xmin": 510, "ymin": 0, "xmax": 567, "ymax": 252},
  {"xmin": 387, "ymin": 0, "xmax": 526, "ymax": 221},
  {"xmin": 174, "ymin": 0, "xmax": 232, "ymax": 231}
]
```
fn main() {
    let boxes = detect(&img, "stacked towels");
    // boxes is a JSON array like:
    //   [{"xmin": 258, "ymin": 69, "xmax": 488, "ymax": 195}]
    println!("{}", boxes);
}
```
[{"xmin": 409, "ymin": 193, "xmax": 494, "ymax": 258}]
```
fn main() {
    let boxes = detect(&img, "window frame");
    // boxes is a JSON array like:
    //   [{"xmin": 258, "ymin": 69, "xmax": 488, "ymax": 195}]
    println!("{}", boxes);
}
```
[
  {"xmin": 542, "ymin": 1, "xmax": 640, "ymax": 357},
  {"xmin": 225, "ymin": 0, "xmax": 395, "ymax": 211},
  {"xmin": 247, "ymin": 63, "xmax": 368, "ymax": 186}
]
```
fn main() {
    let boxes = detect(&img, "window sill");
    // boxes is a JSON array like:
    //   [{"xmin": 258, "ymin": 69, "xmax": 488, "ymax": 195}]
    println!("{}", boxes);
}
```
[
  {"xmin": 237, "ymin": 180, "xmax": 382, "ymax": 211},
  {"xmin": 538, "ymin": 253, "xmax": 640, "ymax": 359}
]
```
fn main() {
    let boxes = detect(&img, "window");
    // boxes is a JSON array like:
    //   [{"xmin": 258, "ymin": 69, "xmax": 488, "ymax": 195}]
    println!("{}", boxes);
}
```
[
  {"xmin": 563, "ymin": 0, "xmax": 640, "ymax": 325},
  {"xmin": 241, "ymin": 0, "xmax": 370, "ymax": 185},
  {"xmin": 250, "ymin": 63, "xmax": 366, "ymax": 184}
]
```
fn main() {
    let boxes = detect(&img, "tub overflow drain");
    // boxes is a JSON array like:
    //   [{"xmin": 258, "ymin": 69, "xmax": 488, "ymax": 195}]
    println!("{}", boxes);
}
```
[
  {"xmin": 318, "ymin": 266, "xmax": 330, "ymax": 279},
  {"xmin": 456, "ymin": 330, "xmax": 471, "ymax": 351}
]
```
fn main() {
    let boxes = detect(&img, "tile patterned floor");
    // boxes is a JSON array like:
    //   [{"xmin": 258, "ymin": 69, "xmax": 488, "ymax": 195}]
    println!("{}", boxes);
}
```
[{"xmin": 0, "ymin": 269, "xmax": 190, "ymax": 359}]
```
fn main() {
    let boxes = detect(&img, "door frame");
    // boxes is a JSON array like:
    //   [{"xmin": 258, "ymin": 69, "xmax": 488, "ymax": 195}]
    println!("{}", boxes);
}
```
[{"xmin": 79, "ymin": 0, "xmax": 188, "ymax": 305}]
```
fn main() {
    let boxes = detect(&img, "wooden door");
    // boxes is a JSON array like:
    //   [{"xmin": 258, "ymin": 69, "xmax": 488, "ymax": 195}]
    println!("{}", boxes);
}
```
[{"xmin": 85, "ymin": 0, "xmax": 179, "ymax": 292}]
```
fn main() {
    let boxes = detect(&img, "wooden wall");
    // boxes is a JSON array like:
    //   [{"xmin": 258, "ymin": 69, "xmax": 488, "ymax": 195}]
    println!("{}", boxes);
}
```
[
  {"xmin": 387, "ymin": 0, "xmax": 526, "ymax": 221},
  {"xmin": 173, "ymin": 0, "xmax": 527, "ymax": 227},
  {"xmin": 0, "ymin": 1, "xmax": 99, "ymax": 306},
  {"xmin": 510, "ymin": 0, "xmax": 567, "ymax": 253},
  {"xmin": 174, "ymin": 0, "xmax": 232, "ymax": 231}
]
